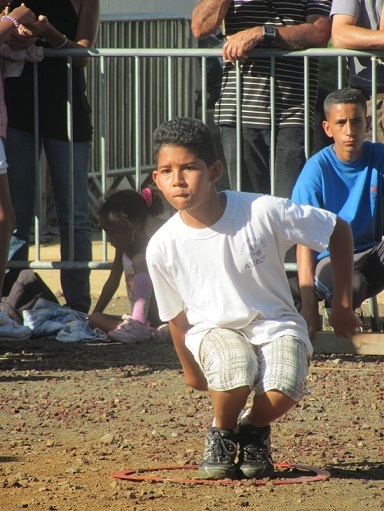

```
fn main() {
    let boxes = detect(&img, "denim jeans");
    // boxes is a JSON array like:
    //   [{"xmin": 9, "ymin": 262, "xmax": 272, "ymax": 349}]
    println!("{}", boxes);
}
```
[
  {"xmin": 220, "ymin": 125, "xmax": 308, "ymax": 199},
  {"xmin": 6, "ymin": 128, "xmax": 92, "ymax": 313}
]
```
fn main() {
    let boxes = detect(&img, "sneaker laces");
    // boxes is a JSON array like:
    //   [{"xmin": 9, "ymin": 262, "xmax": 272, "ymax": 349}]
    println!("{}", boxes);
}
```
[
  {"xmin": 242, "ymin": 443, "xmax": 268, "ymax": 464},
  {"xmin": 241, "ymin": 427, "xmax": 271, "ymax": 464},
  {"xmin": 204, "ymin": 430, "xmax": 237, "ymax": 462}
]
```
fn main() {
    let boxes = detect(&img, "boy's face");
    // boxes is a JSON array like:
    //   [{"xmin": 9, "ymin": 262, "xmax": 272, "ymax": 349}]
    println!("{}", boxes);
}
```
[
  {"xmin": 322, "ymin": 102, "xmax": 368, "ymax": 163},
  {"xmin": 153, "ymin": 145, "xmax": 222, "ymax": 215}
]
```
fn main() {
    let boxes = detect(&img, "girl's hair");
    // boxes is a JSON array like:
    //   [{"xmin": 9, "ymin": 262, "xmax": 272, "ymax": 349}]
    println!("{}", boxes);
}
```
[{"xmin": 99, "ymin": 187, "xmax": 164, "ymax": 230}]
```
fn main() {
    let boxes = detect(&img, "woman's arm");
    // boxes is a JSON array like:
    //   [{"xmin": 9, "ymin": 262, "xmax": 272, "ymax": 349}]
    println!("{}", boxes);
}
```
[
  {"xmin": 0, "ymin": 5, "xmax": 36, "ymax": 45},
  {"xmin": 24, "ymin": 0, "xmax": 100, "ymax": 68}
]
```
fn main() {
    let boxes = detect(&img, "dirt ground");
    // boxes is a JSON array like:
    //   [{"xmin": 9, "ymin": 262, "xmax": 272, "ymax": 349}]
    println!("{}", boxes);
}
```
[{"xmin": 0, "ymin": 241, "xmax": 383, "ymax": 511}]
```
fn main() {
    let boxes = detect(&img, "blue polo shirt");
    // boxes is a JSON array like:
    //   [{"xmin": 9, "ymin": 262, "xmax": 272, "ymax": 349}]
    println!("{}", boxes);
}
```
[{"xmin": 291, "ymin": 141, "xmax": 384, "ymax": 260}]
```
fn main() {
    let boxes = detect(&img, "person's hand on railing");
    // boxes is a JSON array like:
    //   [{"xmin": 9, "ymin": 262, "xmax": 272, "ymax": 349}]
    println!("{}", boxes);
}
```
[
  {"xmin": 222, "ymin": 27, "xmax": 264, "ymax": 64},
  {"xmin": 7, "ymin": 29, "xmax": 36, "ymax": 50},
  {"xmin": 2, "ymin": 3, "xmax": 37, "ymax": 50},
  {"xmin": 23, "ymin": 14, "xmax": 50, "ymax": 38}
]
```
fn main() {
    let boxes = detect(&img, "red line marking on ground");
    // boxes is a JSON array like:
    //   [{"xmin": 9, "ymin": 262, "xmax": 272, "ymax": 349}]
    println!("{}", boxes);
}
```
[{"xmin": 112, "ymin": 462, "xmax": 331, "ymax": 486}]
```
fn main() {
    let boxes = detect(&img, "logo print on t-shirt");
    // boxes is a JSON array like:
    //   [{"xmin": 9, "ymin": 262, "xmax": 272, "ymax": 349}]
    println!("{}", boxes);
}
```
[{"xmin": 242, "ymin": 237, "xmax": 266, "ymax": 269}]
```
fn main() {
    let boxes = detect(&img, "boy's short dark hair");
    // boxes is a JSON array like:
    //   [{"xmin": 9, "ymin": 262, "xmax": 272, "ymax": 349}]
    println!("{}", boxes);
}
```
[
  {"xmin": 153, "ymin": 117, "xmax": 218, "ymax": 166},
  {"xmin": 324, "ymin": 88, "xmax": 367, "ymax": 119}
]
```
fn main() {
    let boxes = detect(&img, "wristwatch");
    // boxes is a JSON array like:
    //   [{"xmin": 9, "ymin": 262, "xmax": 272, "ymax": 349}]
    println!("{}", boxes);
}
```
[{"xmin": 262, "ymin": 25, "xmax": 276, "ymax": 45}]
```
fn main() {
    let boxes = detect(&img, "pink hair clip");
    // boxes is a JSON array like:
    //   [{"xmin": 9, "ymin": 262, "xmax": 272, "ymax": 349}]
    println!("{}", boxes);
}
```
[{"xmin": 141, "ymin": 188, "xmax": 153, "ymax": 208}]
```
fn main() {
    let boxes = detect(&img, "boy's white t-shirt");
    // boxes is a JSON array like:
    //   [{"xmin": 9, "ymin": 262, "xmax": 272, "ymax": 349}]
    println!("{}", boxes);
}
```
[{"xmin": 146, "ymin": 192, "xmax": 337, "ymax": 360}]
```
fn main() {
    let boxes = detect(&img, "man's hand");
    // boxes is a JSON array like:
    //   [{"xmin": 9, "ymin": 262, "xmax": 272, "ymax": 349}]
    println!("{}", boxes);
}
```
[
  {"xmin": 222, "ymin": 27, "xmax": 263, "ymax": 64},
  {"xmin": 329, "ymin": 306, "xmax": 363, "ymax": 339}
]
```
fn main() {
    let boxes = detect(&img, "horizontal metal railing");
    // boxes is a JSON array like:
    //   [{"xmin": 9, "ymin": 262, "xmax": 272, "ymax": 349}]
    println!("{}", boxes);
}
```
[{"xmin": 7, "ymin": 47, "xmax": 384, "ymax": 273}]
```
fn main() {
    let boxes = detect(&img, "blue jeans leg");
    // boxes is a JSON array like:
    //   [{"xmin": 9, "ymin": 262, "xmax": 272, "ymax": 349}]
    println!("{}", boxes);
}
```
[
  {"xmin": 6, "ymin": 128, "xmax": 38, "ymax": 263},
  {"xmin": 43, "ymin": 139, "xmax": 92, "ymax": 313},
  {"xmin": 6, "ymin": 129, "xmax": 92, "ymax": 312}
]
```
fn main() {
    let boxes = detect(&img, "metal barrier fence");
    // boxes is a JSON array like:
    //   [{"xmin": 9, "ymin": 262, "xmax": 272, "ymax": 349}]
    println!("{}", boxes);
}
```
[{"xmin": 7, "ymin": 46, "xmax": 384, "ymax": 273}]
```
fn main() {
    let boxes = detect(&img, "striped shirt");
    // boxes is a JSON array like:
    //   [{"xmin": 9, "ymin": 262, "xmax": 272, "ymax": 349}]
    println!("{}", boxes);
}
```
[{"xmin": 215, "ymin": 0, "xmax": 332, "ymax": 129}]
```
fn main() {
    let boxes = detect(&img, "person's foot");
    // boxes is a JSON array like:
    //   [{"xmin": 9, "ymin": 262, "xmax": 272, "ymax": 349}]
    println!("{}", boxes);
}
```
[
  {"xmin": 150, "ymin": 323, "xmax": 172, "ymax": 342},
  {"xmin": 197, "ymin": 427, "xmax": 238, "ymax": 480},
  {"xmin": 237, "ymin": 423, "xmax": 274, "ymax": 479},
  {"xmin": 0, "ymin": 311, "xmax": 32, "ymax": 340},
  {"xmin": 108, "ymin": 315, "xmax": 151, "ymax": 343}
]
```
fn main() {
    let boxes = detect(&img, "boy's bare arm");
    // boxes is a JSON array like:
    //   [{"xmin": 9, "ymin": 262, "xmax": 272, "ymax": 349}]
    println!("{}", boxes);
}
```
[
  {"xmin": 169, "ymin": 311, "xmax": 208, "ymax": 391},
  {"xmin": 328, "ymin": 217, "xmax": 362, "ymax": 338},
  {"xmin": 191, "ymin": 0, "xmax": 232, "ymax": 39},
  {"xmin": 296, "ymin": 244, "xmax": 322, "ymax": 339}
]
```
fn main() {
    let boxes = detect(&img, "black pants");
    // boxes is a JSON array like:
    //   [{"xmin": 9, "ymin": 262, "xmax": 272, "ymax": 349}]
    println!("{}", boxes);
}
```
[
  {"xmin": 220, "ymin": 125, "xmax": 309, "ymax": 198},
  {"xmin": 316, "ymin": 242, "xmax": 384, "ymax": 310}
]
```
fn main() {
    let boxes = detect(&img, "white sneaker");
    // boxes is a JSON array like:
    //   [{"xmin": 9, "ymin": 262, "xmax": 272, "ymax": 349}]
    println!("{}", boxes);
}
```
[
  {"xmin": 0, "ymin": 311, "xmax": 32, "ymax": 340},
  {"xmin": 108, "ymin": 315, "xmax": 151, "ymax": 343}
]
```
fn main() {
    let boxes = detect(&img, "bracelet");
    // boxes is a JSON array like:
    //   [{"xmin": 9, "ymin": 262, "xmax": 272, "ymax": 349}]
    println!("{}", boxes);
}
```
[
  {"xmin": 1, "ymin": 15, "xmax": 20, "ymax": 30},
  {"xmin": 55, "ymin": 35, "xmax": 68, "ymax": 49}
]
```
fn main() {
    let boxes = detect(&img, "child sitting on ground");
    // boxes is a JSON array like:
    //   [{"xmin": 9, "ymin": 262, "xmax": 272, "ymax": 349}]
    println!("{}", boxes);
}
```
[
  {"xmin": 146, "ymin": 117, "xmax": 361, "ymax": 480},
  {"xmin": 88, "ymin": 188, "xmax": 167, "ymax": 343}
]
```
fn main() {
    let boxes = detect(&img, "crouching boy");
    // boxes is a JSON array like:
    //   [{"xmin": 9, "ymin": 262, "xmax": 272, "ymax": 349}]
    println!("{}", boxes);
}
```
[{"xmin": 146, "ymin": 117, "xmax": 360, "ymax": 480}]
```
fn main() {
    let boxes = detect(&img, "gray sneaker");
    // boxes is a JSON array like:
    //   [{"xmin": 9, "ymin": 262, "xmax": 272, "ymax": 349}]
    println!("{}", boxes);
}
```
[
  {"xmin": 197, "ymin": 427, "xmax": 238, "ymax": 480},
  {"xmin": 238, "ymin": 423, "xmax": 274, "ymax": 479}
]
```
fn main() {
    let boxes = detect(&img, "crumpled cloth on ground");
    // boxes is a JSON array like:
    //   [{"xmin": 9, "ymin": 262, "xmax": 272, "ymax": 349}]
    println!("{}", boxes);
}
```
[
  {"xmin": 0, "ymin": 43, "xmax": 44, "ymax": 78},
  {"xmin": 23, "ymin": 298, "xmax": 109, "ymax": 343}
]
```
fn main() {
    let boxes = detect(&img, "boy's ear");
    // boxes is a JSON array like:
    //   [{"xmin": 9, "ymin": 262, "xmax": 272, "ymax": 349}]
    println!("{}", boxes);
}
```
[
  {"xmin": 152, "ymin": 169, "xmax": 160, "ymax": 189},
  {"xmin": 366, "ymin": 115, "xmax": 372, "ymax": 133},
  {"xmin": 209, "ymin": 160, "xmax": 223, "ymax": 183},
  {"xmin": 322, "ymin": 119, "xmax": 333, "ymax": 139}
]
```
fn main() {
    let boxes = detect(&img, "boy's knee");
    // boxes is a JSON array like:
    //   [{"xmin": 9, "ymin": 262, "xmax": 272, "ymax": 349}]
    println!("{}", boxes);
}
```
[{"xmin": 184, "ymin": 373, "xmax": 208, "ymax": 392}]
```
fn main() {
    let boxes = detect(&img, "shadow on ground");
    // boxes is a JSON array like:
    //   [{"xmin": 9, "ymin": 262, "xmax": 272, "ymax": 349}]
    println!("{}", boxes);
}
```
[
  {"xmin": 327, "ymin": 462, "xmax": 384, "ymax": 481},
  {"xmin": 0, "ymin": 337, "xmax": 179, "ymax": 375}
]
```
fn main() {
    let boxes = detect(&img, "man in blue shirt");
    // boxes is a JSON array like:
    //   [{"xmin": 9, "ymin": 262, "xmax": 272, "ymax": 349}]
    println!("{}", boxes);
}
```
[{"xmin": 292, "ymin": 88, "xmax": 384, "ymax": 337}]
